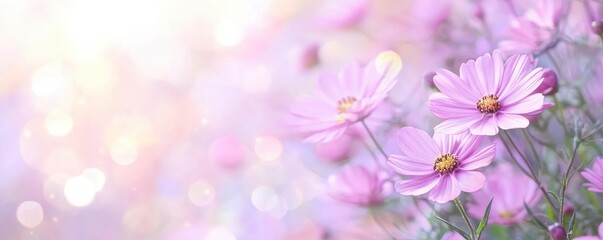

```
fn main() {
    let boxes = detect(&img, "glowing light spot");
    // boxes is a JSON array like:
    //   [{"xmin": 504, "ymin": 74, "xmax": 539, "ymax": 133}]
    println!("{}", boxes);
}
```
[
  {"xmin": 64, "ymin": 176, "xmax": 96, "ymax": 207},
  {"xmin": 375, "ymin": 51, "xmax": 403, "ymax": 79},
  {"xmin": 31, "ymin": 64, "xmax": 63, "ymax": 97},
  {"xmin": 254, "ymin": 136, "xmax": 282, "ymax": 161},
  {"xmin": 44, "ymin": 148, "xmax": 82, "ymax": 176},
  {"xmin": 201, "ymin": 118, "xmax": 209, "ymax": 125},
  {"xmin": 44, "ymin": 111, "xmax": 73, "ymax": 137},
  {"xmin": 205, "ymin": 227, "xmax": 236, "ymax": 240},
  {"xmin": 81, "ymin": 168, "xmax": 106, "ymax": 192},
  {"xmin": 214, "ymin": 21, "xmax": 243, "ymax": 47},
  {"xmin": 188, "ymin": 180, "xmax": 215, "ymax": 207},
  {"xmin": 122, "ymin": 204, "xmax": 160, "ymax": 232},
  {"xmin": 16, "ymin": 201, "xmax": 44, "ymax": 228},
  {"xmin": 110, "ymin": 136, "xmax": 138, "ymax": 165},
  {"xmin": 251, "ymin": 186, "xmax": 279, "ymax": 212}
]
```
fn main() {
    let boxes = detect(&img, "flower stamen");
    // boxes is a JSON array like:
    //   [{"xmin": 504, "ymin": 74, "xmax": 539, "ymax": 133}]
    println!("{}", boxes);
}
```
[
  {"xmin": 337, "ymin": 96, "xmax": 357, "ymax": 114},
  {"xmin": 477, "ymin": 94, "xmax": 501, "ymax": 114},
  {"xmin": 433, "ymin": 153, "xmax": 459, "ymax": 174}
]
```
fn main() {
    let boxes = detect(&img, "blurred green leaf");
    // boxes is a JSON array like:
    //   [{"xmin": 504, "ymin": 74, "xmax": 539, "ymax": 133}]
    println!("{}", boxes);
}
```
[
  {"xmin": 476, "ymin": 197, "xmax": 493, "ymax": 239},
  {"xmin": 434, "ymin": 215, "xmax": 471, "ymax": 240}
]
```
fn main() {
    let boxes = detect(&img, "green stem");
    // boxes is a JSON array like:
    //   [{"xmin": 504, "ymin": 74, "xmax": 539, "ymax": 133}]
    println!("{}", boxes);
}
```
[
  {"xmin": 559, "ymin": 140, "xmax": 581, "ymax": 225},
  {"xmin": 371, "ymin": 211, "xmax": 396, "ymax": 240},
  {"xmin": 501, "ymin": 131, "xmax": 558, "ymax": 210},
  {"xmin": 521, "ymin": 129, "xmax": 543, "ymax": 173},
  {"xmin": 361, "ymin": 119, "xmax": 388, "ymax": 162},
  {"xmin": 454, "ymin": 198, "xmax": 476, "ymax": 240}
]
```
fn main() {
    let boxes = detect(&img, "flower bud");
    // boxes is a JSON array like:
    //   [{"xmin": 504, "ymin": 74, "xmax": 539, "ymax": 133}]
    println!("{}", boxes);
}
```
[
  {"xmin": 592, "ymin": 20, "xmax": 603, "ymax": 36},
  {"xmin": 563, "ymin": 204, "xmax": 574, "ymax": 216},
  {"xmin": 473, "ymin": 3, "xmax": 484, "ymax": 20},
  {"xmin": 534, "ymin": 69, "xmax": 558, "ymax": 95},
  {"xmin": 549, "ymin": 224, "xmax": 566, "ymax": 240},
  {"xmin": 424, "ymin": 72, "xmax": 437, "ymax": 89}
]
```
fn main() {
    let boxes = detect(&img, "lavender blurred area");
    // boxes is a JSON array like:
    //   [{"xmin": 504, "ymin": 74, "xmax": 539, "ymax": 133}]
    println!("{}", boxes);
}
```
[{"xmin": 0, "ymin": 0, "xmax": 415, "ymax": 239}]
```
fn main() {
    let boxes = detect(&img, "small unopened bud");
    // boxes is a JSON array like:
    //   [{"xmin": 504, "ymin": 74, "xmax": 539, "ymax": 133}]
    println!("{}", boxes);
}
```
[
  {"xmin": 473, "ymin": 4, "xmax": 485, "ymax": 20},
  {"xmin": 424, "ymin": 72, "xmax": 437, "ymax": 89},
  {"xmin": 297, "ymin": 43, "xmax": 320, "ymax": 71},
  {"xmin": 534, "ymin": 69, "xmax": 558, "ymax": 95},
  {"xmin": 591, "ymin": 20, "xmax": 603, "ymax": 36},
  {"xmin": 549, "ymin": 224, "xmax": 566, "ymax": 240},
  {"xmin": 563, "ymin": 204, "xmax": 574, "ymax": 216}
]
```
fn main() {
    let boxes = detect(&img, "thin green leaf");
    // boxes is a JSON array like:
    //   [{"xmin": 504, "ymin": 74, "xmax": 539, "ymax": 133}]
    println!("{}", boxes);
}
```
[
  {"xmin": 568, "ymin": 210, "xmax": 577, "ymax": 236},
  {"xmin": 524, "ymin": 202, "xmax": 547, "ymax": 230},
  {"xmin": 476, "ymin": 197, "xmax": 494, "ymax": 239},
  {"xmin": 434, "ymin": 215, "xmax": 471, "ymax": 240}
]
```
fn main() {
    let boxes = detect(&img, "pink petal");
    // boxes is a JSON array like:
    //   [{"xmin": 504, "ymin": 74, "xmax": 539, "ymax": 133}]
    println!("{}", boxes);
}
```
[
  {"xmin": 433, "ymin": 69, "xmax": 478, "ymax": 104},
  {"xmin": 496, "ymin": 113, "xmax": 529, "ymax": 130},
  {"xmin": 317, "ymin": 73, "xmax": 344, "ymax": 101},
  {"xmin": 460, "ymin": 143, "xmax": 495, "ymax": 170},
  {"xmin": 396, "ymin": 127, "xmax": 440, "ymax": 163},
  {"xmin": 388, "ymin": 154, "xmax": 434, "ymax": 175},
  {"xmin": 573, "ymin": 237, "xmax": 599, "ymax": 240},
  {"xmin": 428, "ymin": 93, "xmax": 476, "ymax": 119},
  {"xmin": 434, "ymin": 116, "xmax": 483, "ymax": 135},
  {"xmin": 500, "ymin": 68, "xmax": 543, "ymax": 105},
  {"xmin": 428, "ymin": 175, "xmax": 461, "ymax": 203},
  {"xmin": 453, "ymin": 171, "xmax": 486, "ymax": 192},
  {"xmin": 453, "ymin": 132, "xmax": 483, "ymax": 160},
  {"xmin": 469, "ymin": 116, "xmax": 499, "ymax": 136},
  {"xmin": 339, "ymin": 62, "xmax": 363, "ymax": 97},
  {"xmin": 598, "ymin": 222, "xmax": 603, "ymax": 239},
  {"xmin": 395, "ymin": 174, "xmax": 440, "ymax": 196},
  {"xmin": 304, "ymin": 126, "xmax": 347, "ymax": 143},
  {"xmin": 500, "ymin": 93, "xmax": 544, "ymax": 115}
]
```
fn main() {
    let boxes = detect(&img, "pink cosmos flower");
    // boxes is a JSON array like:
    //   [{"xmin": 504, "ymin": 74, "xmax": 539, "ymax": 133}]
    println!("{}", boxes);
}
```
[
  {"xmin": 581, "ymin": 157, "xmax": 603, "ymax": 193},
  {"xmin": 574, "ymin": 222, "xmax": 603, "ymax": 240},
  {"xmin": 441, "ymin": 231, "xmax": 464, "ymax": 240},
  {"xmin": 467, "ymin": 164, "xmax": 542, "ymax": 225},
  {"xmin": 428, "ymin": 50, "xmax": 549, "ymax": 136},
  {"xmin": 289, "ymin": 51, "xmax": 401, "ymax": 142},
  {"xmin": 327, "ymin": 165, "xmax": 388, "ymax": 206},
  {"xmin": 499, "ymin": 0, "xmax": 566, "ymax": 54},
  {"xmin": 388, "ymin": 127, "xmax": 495, "ymax": 203}
]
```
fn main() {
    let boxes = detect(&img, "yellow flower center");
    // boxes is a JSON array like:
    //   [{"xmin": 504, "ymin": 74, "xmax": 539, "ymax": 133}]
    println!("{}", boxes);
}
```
[
  {"xmin": 476, "ymin": 94, "xmax": 501, "ymax": 114},
  {"xmin": 337, "ymin": 96, "xmax": 357, "ymax": 114},
  {"xmin": 433, "ymin": 153, "xmax": 459, "ymax": 174},
  {"xmin": 499, "ymin": 211, "xmax": 515, "ymax": 220}
]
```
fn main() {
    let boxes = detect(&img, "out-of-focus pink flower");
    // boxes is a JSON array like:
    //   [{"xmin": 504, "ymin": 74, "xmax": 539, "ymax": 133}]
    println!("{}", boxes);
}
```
[
  {"xmin": 581, "ymin": 157, "xmax": 603, "ymax": 193},
  {"xmin": 574, "ymin": 222, "xmax": 603, "ymax": 240},
  {"xmin": 315, "ymin": 0, "xmax": 369, "ymax": 29},
  {"xmin": 499, "ymin": 0, "xmax": 566, "ymax": 54},
  {"xmin": 441, "ymin": 231, "xmax": 464, "ymax": 240},
  {"xmin": 467, "ymin": 164, "xmax": 541, "ymax": 225},
  {"xmin": 314, "ymin": 134, "xmax": 354, "ymax": 163},
  {"xmin": 534, "ymin": 68, "xmax": 558, "ymax": 95},
  {"xmin": 429, "ymin": 50, "xmax": 549, "ymax": 136},
  {"xmin": 208, "ymin": 134, "xmax": 245, "ymax": 171},
  {"xmin": 327, "ymin": 165, "xmax": 387, "ymax": 206},
  {"xmin": 289, "ymin": 51, "xmax": 401, "ymax": 143},
  {"xmin": 388, "ymin": 127, "xmax": 495, "ymax": 203}
]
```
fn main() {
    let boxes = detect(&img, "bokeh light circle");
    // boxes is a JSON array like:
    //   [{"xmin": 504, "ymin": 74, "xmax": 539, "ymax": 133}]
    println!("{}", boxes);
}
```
[{"xmin": 16, "ymin": 201, "xmax": 44, "ymax": 228}]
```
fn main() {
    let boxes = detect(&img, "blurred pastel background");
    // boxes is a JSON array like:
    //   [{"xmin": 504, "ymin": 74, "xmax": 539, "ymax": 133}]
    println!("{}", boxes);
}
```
[{"xmin": 2, "ymin": 0, "xmax": 585, "ymax": 239}]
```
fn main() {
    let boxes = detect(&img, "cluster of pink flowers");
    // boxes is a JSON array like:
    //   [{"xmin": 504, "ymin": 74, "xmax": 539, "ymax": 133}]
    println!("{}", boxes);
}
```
[{"xmin": 286, "ymin": 0, "xmax": 603, "ymax": 239}]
